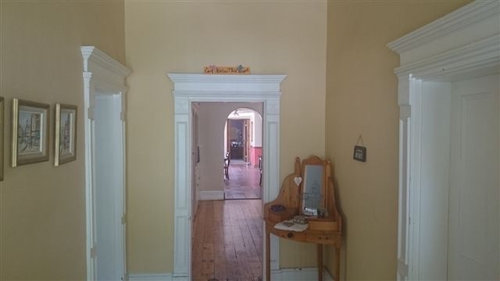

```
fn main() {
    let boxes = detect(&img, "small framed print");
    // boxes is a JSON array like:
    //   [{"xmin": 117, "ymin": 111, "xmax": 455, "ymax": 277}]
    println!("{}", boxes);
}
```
[
  {"xmin": 353, "ymin": 145, "xmax": 367, "ymax": 162},
  {"xmin": 0, "ymin": 97, "xmax": 4, "ymax": 180},
  {"xmin": 54, "ymin": 104, "xmax": 77, "ymax": 166},
  {"xmin": 12, "ymin": 99, "xmax": 50, "ymax": 167}
]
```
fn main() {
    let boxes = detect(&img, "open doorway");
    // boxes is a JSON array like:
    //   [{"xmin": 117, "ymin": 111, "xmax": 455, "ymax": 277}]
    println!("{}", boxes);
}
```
[
  {"xmin": 224, "ymin": 108, "xmax": 263, "ymax": 200},
  {"xmin": 169, "ymin": 73, "xmax": 286, "ymax": 281},
  {"xmin": 191, "ymin": 103, "xmax": 263, "ymax": 281},
  {"xmin": 81, "ymin": 46, "xmax": 129, "ymax": 281}
]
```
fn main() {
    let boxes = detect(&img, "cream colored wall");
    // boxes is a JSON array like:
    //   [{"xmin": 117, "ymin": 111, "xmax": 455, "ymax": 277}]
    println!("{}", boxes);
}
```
[
  {"xmin": 325, "ymin": 0, "xmax": 471, "ymax": 280},
  {"xmin": 125, "ymin": 0, "xmax": 326, "ymax": 273},
  {"xmin": 0, "ymin": 0, "xmax": 125, "ymax": 280}
]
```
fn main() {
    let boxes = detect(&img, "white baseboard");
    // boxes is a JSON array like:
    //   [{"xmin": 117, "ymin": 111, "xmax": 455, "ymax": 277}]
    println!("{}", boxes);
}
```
[
  {"xmin": 128, "ymin": 267, "xmax": 333, "ymax": 281},
  {"xmin": 198, "ymin": 190, "xmax": 224, "ymax": 200},
  {"xmin": 128, "ymin": 273, "xmax": 172, "ymax": 281},
  {"xmin": 271, "ymin": 267, "xmax": 334, "ymax": 281}
]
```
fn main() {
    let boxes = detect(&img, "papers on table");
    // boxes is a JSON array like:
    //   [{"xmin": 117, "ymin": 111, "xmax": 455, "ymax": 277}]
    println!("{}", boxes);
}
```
[{"xmin": 274, "ymin": 220, "xmax": 309, "ymax": 232}]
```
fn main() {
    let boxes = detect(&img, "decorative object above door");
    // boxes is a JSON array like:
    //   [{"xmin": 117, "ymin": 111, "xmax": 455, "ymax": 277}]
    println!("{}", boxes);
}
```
[{"xmin": 204, "ymin": 65, "xmax": 250, "ymax": 74}]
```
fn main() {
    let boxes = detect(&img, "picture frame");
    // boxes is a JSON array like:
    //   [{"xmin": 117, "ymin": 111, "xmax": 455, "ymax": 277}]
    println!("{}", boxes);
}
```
[
  {"xmin": 11, "ymin": 99, "xmax": 50, "ymax": 167},
  {"xmin": 0, "ymin": 97, "xmax": 4, "ymax": 180},
  {"xmin": 353, "ymin": 145, "xmax": 367, "ymax": 162},
  {"xmin": 54, "ymin": 104, "xmax": 77, "ymax": 166}
]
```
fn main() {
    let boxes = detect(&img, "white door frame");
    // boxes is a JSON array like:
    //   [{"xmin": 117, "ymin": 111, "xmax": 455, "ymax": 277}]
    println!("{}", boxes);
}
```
[
  {"xmin": 81, "ymin": 46, "xmax": 131, "ymax": 281},
  {"xmin": 168, "ymin": 73, "xmax": 286, "ymax": 281},
  {"xmin": 388, "ymin": 1, "xmax": 500, "ymax": 280}
]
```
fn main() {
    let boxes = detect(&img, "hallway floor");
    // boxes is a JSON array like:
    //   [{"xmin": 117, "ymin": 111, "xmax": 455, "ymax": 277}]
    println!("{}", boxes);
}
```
[
  {"xmin": 192, "ymin": 200, "xmax": 263, "ymax": 281},
  {"xmin": 224, "ymin": 161, "xmax": 261, "ymax": 199}
]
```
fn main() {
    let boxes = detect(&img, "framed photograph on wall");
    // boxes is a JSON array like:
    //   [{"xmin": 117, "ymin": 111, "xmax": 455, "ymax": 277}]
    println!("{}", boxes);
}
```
[
  {"xmin": 54, "ymin": 104, "xmax": 77, "ymax": 166},
  {"xmin": 11, "ymin": 99, "xmax": 50, "ymax": 167},
  {"xmin": 0, "ymin": 97, "xmax": 4, "ymax": 180}
]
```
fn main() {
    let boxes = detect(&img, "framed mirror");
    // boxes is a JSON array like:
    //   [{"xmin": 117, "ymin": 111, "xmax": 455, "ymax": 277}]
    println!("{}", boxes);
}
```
[{"xmin": 300, "ymin": 156, "xmax": 330, "ymax": 216}]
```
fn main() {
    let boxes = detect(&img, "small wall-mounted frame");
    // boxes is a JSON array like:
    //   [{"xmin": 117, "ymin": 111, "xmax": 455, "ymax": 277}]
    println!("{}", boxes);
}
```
[
  {"xmin": 353, "ymin": 145, "xmax": 367, "ymax": 162},
  {"xmin": 54, "ymin": 104, "xmax": 77, "ymax": 166},
  {"xmin": 0, "ymin": 97, "xmax": 4, "ymax": 180},
  {"xmin": 12, "ymin": 99, "xmax": 50, "ymax": 167}
]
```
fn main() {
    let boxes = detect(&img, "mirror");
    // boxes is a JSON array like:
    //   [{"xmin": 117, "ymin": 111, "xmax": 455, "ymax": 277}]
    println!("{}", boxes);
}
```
[
  {"xmin": 302, "ymin": 164, "xmax": 324, "ymax": 216},
  {"xmin": 300, "ymin": 156, "xmax": 330, "ymax": 216}
]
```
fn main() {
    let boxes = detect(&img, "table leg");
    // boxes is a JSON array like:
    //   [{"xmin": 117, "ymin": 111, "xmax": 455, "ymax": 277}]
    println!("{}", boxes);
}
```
[
  {"xmin": 317, "ymin": 244, "xmax": 323, "ymax": 281},
  {"xmin": 266, "ymin": 230, "xmax": 271, "ymax": 281},
  {"xmin": 335, "ymin": 245, "xmax": 340, "ymax": 281}
]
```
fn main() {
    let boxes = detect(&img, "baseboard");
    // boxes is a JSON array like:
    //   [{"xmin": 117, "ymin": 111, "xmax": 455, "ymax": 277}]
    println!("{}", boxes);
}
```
[
  {"xmin": 128, "ymin": 267, "xmax": 333, "ymax": 281},
  {"xmin": 128, "ymin": 273, "xmax": 172, "ymax": 281},
  {"xmin": 198, "ymin": 190, "xmax": 224, "ymax": 201},
  {"xmin": 271, "ymin": 267, "xmax": 334, "ymax": 281}
]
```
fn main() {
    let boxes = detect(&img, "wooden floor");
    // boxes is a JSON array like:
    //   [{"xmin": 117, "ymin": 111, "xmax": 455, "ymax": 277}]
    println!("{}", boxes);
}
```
[
  {"xmin": 224, "ymin": 162, "xmax": 261, "ymax": 200},
  {"xmin": 192, "ymin": 200, "xmax": 263, "ymax": 281}
]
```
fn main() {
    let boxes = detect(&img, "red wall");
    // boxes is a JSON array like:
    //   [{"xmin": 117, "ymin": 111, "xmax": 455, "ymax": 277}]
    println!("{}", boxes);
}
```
[{"xmin": 250, "ymin": 146, "xmax": 262, "ymax": 167}]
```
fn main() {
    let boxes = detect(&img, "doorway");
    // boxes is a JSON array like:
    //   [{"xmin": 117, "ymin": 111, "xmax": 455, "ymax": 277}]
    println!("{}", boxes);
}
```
[
  {"xmin": 191, "ymin": 103, "xmax": 264, "ymax": 280},
  {"xmin": 224, "ymin": 108, "xmax": 263, "ymax": 200},
  {"xmin": 389, "ymin": 3, "xmax": 500, "ymax": 279},
  {"xmin": 93, "ymin": 94, "xmax": 127, "ymax": 281},
  {"xmin": 447, "ymin": 74, "xmax": 499, "ymax": 279},
  {"xmin": 169, "ymin": 73, "xmax": 286, "ymax": 281},
  {"xmin": 402, "ymin": 75, "xmax": 499, "ymax": 280},
  {"xmin": 81, "ymin": 46, "xmax": 129, "ymax": 281},
  {"xmin": 388, "ymin": 1, "xmax": 500, "ymax": 280}
]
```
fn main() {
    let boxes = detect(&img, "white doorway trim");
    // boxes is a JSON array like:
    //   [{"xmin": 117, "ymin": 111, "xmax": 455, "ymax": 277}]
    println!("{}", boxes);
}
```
[
  {"xmin": 81, "ymin": 46, "xmax": 131, "ymax": 281},
  {"xmin": 388, "ymin": 1, "xmax": 500, "ymax": 280},
  {"xmin": 168, "ymin": 73, "xmax": 286, "ymax": 281}
]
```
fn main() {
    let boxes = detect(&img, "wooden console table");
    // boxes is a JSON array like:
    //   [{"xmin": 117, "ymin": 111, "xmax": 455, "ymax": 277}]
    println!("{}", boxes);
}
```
[{"xmin": 263, "ymin": 156, "xmax": 342, "ymax": 281}]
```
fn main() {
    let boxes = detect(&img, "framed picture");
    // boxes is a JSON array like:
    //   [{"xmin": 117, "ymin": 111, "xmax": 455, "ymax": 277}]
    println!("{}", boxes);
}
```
[
  {"xmin": 11, "ymin": 99, "xmax": 50, "ymax": 167},
  {"xmin": 54, "ymin": 104, "xmax": 77, "ymax": 166},
  {"xmin": 353, "ymin": 145, "xmax": 367, "ymax": 162},
  {"xmin": 0, "ymin": 97, "xmax": 4, "ymax": 180}
]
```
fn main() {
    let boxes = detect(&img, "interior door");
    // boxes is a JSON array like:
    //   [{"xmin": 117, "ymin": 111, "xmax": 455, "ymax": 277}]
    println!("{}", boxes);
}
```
[
  {"xmin": 448, "ymin": 74, "xmax": 499, "ymax": 280},
  {"xmin": 94, "ymin": 94, "xmax": 126, "ymax": 281}
]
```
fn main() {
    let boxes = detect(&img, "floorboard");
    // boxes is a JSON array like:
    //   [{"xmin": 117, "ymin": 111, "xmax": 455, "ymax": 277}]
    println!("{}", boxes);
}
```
[
  {"xmin": 192, "ymin": 200, "xmax": 263, "ymax": 281},
  {"xmin": 224, "ymin": 162, "xmax": 261, "ymax": 200}
]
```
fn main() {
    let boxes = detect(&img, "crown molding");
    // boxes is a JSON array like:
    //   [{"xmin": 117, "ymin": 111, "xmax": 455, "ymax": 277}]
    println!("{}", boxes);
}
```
[
  {"xmin": 394, "ymin": 34, "xmax": 500, "ymax": 79},
  {"xmin": 167, "ymin": 73, "xmax": 286, "ymax": 93},
  {"xmin": 387, "ymin": 0, "xmax": 500, "ymax": 54},
  {"xmin": 81, "ymin": 46, "xmax": 131, "ymax": 78}
]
